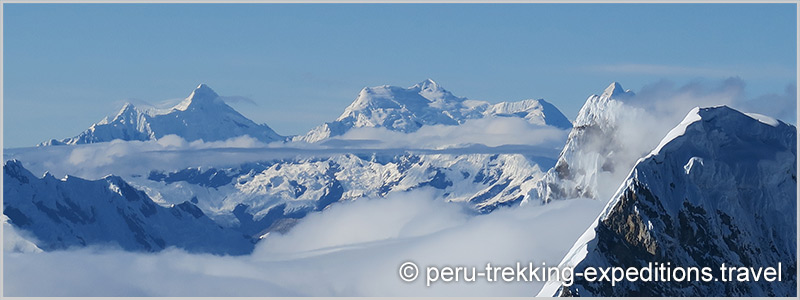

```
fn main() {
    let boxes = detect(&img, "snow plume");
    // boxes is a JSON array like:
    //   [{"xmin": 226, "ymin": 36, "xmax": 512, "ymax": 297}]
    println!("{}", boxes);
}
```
[
  {"xmin": 633, "ymin": 78, "xmax": 796, "ymax": 125},
  {"xmin": 617, "ymin": 78, "xmax": 796, "ymax": 168},
  {"xmin": 4, "ymin": 190, "xmax": 606, "ymax": 297},
  {"xmin": 741, "ymin": 83, "xmax": 796, "ymax": 125},
  {"xmin": 321, "ymin": 116, "xmax": 569, "ymax": 150},
  {"xmin": 220, "ymin": 95, "xmax": 259, "ymax": 106},
  {"xmin": 539, "ymin": 78, "xmax": 796, "ymax": 203}
]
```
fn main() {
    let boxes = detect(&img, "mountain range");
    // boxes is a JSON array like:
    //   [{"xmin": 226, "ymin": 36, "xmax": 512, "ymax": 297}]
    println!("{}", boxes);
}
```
[
  {"xmin": 39, "ymin": 79, "xmax": 571, "ymax": 146},
  {"xmin": 5, "ymin": 80, "xmax": 796, "ymax": 297}
]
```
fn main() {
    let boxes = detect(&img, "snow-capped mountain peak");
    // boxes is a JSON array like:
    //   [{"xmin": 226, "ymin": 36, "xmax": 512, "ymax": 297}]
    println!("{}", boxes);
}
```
[
  {"xmin": 411, "ymin": 78, "xmax": 440, "ymax": 91},
  {"xmin": 39, "ymin": 84, "xmax": 284, "ymax": 146},
  {"xmin": 173, "ymin": 83, "xmax": 224, "ymax": 111},
  {"xmin": 542, "ymin": 105, "xmax": 797, "ymax": 296},
  {"xmin": 533, "ymin": 82, "xmax": 640, "ymax": 203},
  {"xmin": 98, "ymin": 102, "xmax": 141, "ymax": 125},
  {"xmin": 296, "ymin": 79, "xmax": 572, "ymax": 143},
  {"xmin": 410, "ymin": 78, "xmax": 462, "ymax": 104},
  {"xmin": 600, "ymin": 81, "xmax": 633, "ymax": 99}
]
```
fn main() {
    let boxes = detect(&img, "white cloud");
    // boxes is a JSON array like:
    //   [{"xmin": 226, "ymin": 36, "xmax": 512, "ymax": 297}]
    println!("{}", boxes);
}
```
[
  {"xmin": 326, "ymin": 116, "xmax": 569, "ymax": 150},
  {"xmin": 6, "ymin": 135, "xmax": 274, "ymax": 180},
  {"xmin": 7, "ymin": 117, "xmax": 568, "ymax": 181},
  {"xmin": 3, "ymin": 215, "xmax": 43, "ymax": 254}
]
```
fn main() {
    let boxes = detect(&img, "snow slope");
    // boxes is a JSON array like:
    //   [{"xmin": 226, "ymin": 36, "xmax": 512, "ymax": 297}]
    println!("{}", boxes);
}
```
[
  {"xmin": 540, "ymin": 106, "xmax": 797, "ymax": 296},
  {"xmin": 40, "ymin": 84, "xmax": 284, "ymax": 146}
]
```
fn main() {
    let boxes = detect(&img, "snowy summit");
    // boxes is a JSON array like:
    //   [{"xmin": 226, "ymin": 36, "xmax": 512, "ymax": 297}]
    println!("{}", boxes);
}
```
[
  {"xmin": 40, "ymin": 84, "xmax": 284, "ymax": 146},
  {"xmin": 297, "ymin": 79, "xmax": 572, "ymax": 143}
]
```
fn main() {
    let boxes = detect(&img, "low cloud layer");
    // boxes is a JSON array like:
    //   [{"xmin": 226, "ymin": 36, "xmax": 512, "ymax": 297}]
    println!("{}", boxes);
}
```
[
  {"xmin": 5, "ymin": 117, "xmax": 568, "ymax": 181},
  {"xmin": 329, "ymin": 116, "xmax": 569, "ymax": 150},
  {"xmin": 4, "ymin": 135, "xmax": 273, "ymax": 180},
  {"xmin": 4, "ymin": 191, "xmax": 605, "ymax": 297}
]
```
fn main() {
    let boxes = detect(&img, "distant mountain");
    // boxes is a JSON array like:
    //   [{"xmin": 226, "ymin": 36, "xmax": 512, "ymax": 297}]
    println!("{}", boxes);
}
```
[
  {"xmin": 540, "ymin": 106, "xmax": 797, "ymax": 296},
  {"xmin": 40, "ymin": 84, "xmax": 284, "ymax": 146},
  {"xmin": 3, "ymin": 160, "xmax": 255, "ymax": 255},
  {"xmin": 296, "ymin": 79, "xmax": 572, "ymax": 143},
  {"xmin": 534, "ymin": 82, "xmax": 636, "ymax": 203},
  {"xmin": 139, "ymin": 150, "xmax": 557, "ymax": 238},
  {"xmin": 4, "ymin": 150, "xmax": 557, "ymax": 247}
]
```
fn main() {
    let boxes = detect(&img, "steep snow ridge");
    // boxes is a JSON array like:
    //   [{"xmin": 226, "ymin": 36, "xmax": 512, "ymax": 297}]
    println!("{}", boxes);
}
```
[
  {"xmin": 649, "ymin": 107, "xmax": 702, "ymax": 156},
  {"xmin": 172, "ymin": 83, "xmax": 226, "ymax": 111},
  {"xmin": 543, "ymin": 106, "xmax": 797, "ymax": 296},
  {"xmin": 533, "ymin": 82, "xmax": 638, "ymax": 203},
  {"xmin": 297, "ymin": 79, "xmax": 571, "ymax": 143},
  {"xmin": 40, "ymin": 84, "xmax": 284, "ymax": 146},
  {"xmin": 600, "ymin": 81, "xmax": 629, "ymax": 99},
  {"xmin": 3, "ymin": 160, "xmax": 255, "ymax": 255}
]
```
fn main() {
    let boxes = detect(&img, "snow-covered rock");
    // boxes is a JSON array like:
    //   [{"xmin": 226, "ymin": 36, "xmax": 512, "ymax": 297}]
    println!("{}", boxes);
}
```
[
  {"xmin": 40, "ymin": 84, "xmax": 284, "ymax": 146},
  {"xmin": 534, "ymin": 82, "xmax": 638, "ymax": 203},
  {"xmin": 541, "ymin": 106, "xmax": 797, "ymax": 297},
  {"xmin": 296, "ymin": 79, "xmax": 571, "ymax": 143},
  {"xmin": 137, "ymin": 151, "xmax": 554, "ymax": 237},
  {"xmin": 3, "ymin": 160, "xmax": 255, "ymax": 255}
]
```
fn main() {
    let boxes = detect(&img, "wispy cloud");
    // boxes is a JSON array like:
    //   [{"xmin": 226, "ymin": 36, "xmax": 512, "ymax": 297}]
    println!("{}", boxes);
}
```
[
  {"xmin": 221, "ymin": 95, "xmax": 259, "ymax": 106},
  {"xmin": 327, "ymin": 116, "xmax": 569, "ymax": 150}
]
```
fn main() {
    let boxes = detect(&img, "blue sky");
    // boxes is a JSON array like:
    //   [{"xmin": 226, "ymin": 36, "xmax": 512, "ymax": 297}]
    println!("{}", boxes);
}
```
[{"xmin": 3, "ymin": 3, "xmax": 797, "ymax": 148}]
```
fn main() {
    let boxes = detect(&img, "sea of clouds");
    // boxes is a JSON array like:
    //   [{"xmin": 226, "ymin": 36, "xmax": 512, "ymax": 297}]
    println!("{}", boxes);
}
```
[{"xmin": 4, "ymin": 191, "xmax": 605, "ymax": 297}]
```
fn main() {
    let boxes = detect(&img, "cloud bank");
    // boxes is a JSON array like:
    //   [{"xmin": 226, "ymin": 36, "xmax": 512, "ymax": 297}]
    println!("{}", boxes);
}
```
[{"xmin": 4, "ymin": 190, "xmax": 605, "ymax": 297}]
